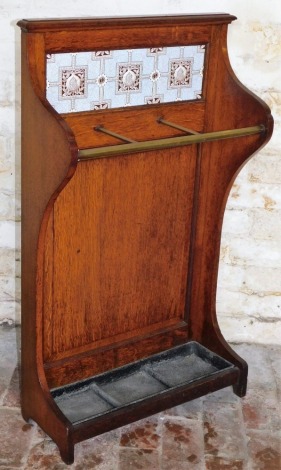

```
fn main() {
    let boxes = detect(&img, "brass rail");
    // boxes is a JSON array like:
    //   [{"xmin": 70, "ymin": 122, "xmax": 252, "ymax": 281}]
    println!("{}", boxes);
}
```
[
  {"xmin": 78, "ymin": 125, "xmax": 265, "ymax": 161},
  {"xmin": 157, "ymin": 117, "xmax": 200, "ymax": 135},
  {"xmin": 94, "ymin": 125, "xmax": 137, "ymax": 143}
]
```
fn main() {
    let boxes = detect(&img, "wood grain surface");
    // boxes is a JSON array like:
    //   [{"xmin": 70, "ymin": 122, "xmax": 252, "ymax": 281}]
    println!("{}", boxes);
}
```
[{"xmin": 44, "ymin": 146, "xmax": 196, "ymax": 364}]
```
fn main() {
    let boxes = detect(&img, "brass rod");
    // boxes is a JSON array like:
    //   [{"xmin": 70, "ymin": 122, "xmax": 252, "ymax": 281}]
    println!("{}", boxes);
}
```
[
  {"xmin": 94, "ymin": 125, "xmax": 137, "ymax": 143},
  {"xmin": 157, "ymin": 117, "xmax": 200, "ymax": 135},
  {"xmin": 79, "ymin": 125, "xmax": 265, "ymax": 161}
]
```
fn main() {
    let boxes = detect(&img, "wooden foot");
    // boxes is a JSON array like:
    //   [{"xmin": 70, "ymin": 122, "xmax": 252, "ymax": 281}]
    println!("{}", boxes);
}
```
[
  {"xmin": 21, "ymin": 413, "xmax": 30, "ymax": 423},
  {"xmin": 59, "ymin": 441, "xmax": 74, "ymax": 466},
  {"xmin": 21, "ymin": 410, "xmax": 34, "ymax": 425},
  {"xmin": 233, "ymin": 366, "xmax": 248, "ymax": 397}
]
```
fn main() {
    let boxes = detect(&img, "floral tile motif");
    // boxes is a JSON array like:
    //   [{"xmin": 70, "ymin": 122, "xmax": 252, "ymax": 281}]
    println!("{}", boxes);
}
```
[
  {"xmin": 60, "ymin": 67, "xmax": 87, "ymax": 98},
  {"xmin": 117, "ymin": 63, "xmax": 142, "ymax": 93},
  {"xmin": 169, "ymin": 59, "xmax": 192, "ymax": 88},
  {"xmin": 46, "ymin": 45, "xmax": 205, "ymax": 113}
]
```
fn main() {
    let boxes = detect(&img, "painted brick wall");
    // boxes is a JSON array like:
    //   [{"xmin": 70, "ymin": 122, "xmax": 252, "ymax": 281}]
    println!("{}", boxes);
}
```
[
  {"xmin": 217, "ymin": 16, "xmax": 281, "ymax": 344},
  {"xmin": 0, "ymin": 1, "xmax": 280, "ymax": 344}
]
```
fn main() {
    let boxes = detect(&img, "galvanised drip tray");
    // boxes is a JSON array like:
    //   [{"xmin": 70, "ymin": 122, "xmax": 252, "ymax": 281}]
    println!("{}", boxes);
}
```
[{"xmin": 51, "ymin": 342, "xmax": 237, "ymax": 425}]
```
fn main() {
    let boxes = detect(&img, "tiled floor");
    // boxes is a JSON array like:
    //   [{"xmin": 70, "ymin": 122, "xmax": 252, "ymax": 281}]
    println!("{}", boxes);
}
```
[{"xmin": 0, "ymin": 326, "xmax": 280, "ymax": 469}]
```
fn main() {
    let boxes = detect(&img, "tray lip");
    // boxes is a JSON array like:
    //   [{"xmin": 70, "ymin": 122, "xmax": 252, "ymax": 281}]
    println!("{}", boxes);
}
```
[{"xmin": 51, "ymin": 340, "xmax": 234, "ymax": 397}]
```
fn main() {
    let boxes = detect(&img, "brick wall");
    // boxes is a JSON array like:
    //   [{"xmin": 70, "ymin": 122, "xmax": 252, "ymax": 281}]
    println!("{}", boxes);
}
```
[
  {"xmin": 0, "ymin": 1, "xmax": 280, "ymax": 344},
  {"xmin": 217, "ymin": 17, "xmax": 281, "ymax": 344}
]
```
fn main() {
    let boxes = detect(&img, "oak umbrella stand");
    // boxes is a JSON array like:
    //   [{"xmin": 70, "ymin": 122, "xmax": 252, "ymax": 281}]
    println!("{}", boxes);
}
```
[{"xmin": 18, "ymin": 14, "xmax": 273, "ymax": 464}]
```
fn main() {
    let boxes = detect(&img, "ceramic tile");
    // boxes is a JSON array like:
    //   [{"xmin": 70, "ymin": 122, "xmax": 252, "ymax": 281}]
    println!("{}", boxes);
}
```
[{"xmin": 46, "ymin": 45, "xmax": 205, "ymax": 113}]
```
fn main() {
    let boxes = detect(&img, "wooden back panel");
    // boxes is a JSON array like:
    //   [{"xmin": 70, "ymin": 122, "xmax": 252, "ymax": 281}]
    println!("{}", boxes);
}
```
[{"xmin": 44, "ymin": 147, "xmax": 196, "ymax": 365}]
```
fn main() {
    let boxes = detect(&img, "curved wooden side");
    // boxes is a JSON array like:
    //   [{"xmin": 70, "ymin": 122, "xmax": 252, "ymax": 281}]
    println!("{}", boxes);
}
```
[
  {"xmin": 187, "ymin": 24, "xmax": 274, "ymax": 395},
  {"xmin": 21, "ymin": 31, "xmax": 77, "ymax": 459}
]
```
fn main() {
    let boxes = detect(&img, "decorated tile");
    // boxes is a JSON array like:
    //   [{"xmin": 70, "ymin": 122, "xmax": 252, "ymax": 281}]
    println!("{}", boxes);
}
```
[{"xmin": 46, "ymin": 45, "xmax": 205, "ymax": 113}]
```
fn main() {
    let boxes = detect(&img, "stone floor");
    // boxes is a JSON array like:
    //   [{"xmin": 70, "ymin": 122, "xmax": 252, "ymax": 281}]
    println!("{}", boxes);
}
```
[{"xmin": 0, "ymin": 326, "xmax": 280, "ymax": 469}]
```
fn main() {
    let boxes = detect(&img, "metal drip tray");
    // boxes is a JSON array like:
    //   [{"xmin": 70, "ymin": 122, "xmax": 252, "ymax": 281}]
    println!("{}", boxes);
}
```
[{"xmin": 51, "ymin": 341, "xmax": 236, "ymax": 425}]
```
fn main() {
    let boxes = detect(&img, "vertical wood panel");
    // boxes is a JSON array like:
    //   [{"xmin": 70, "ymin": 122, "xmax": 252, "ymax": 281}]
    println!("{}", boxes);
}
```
[{"xmin": 44, "ymin": 147, "xmax": 197, "ymax": 360}]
